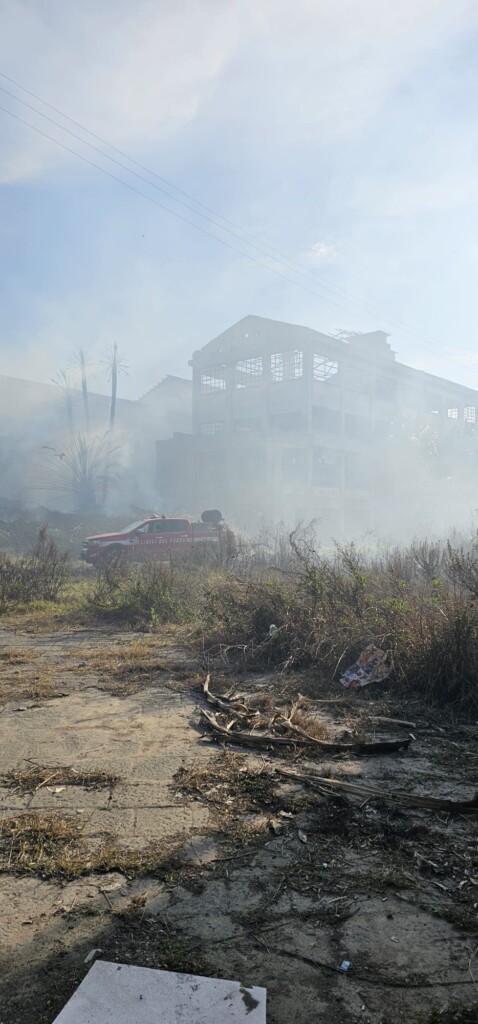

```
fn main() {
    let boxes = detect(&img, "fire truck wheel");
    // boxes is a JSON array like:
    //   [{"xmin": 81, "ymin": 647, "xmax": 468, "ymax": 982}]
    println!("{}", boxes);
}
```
[{"xmin": 96, "ymin": 545, "xmax": 125, "ymax": 569}]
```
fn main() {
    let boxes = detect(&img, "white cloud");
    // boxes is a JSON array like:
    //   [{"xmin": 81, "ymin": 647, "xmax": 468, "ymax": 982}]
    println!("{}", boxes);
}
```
[
  {"xmin": 310, "ymin": 241, "xmax": 338, "ymax": 264},
  {"xmin": 1, "ymin": 0, "xmax": 477, "ymax": 183}
]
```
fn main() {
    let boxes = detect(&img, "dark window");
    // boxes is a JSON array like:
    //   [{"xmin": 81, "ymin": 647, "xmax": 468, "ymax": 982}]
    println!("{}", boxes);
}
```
[
  {"xmin": 312, "ymin": 406, "xmax": 341, "ymax": 433},
  {"xmin": 376, "ymin": 375, "xmax": 398, "ymax": 401},
  {"xmin": 426, "ymin": 393, "xmax": 442, "ymax": 415},
  {"xmin": 345, "ymin": 413, "xmax": 370, "ymax": 439},
  {"xmin": 148, "ymin": 519, "xmax": 188, "ymax": 534},
  {"xmin": 344, "ymin": 367, "xmax": 369, "ymax": 393},
  {"xmin": 234, "ymin": 417, "xmax": 261, "ymax": 433},
  {"xmin": 282, "ymin": 447, "xmax": 307, "ymax": 483},
  {"xmin": 313, "ymin": 448, "xmax": 340, "ymax": 486},
  {"xmin": 270, "ymin": 412, "xmax": 304, "ymax": 431},
  {"xmin": 235, "ymin": 448, "xmax": 265, "ymax": 481},
  {"xmin": 196, "ymin": 451, "xmax": 226, "ymax": 483},
  {"xmin": 344, "ymin": 454, "xmax": 370, "ymax": 488},
  {"xmin": 374, "ymin": 418, "xmax": 392, "ymax": 439},
  {"xmin": 199, "ymin": 421, "xmax": 224, "ymax": 435}
]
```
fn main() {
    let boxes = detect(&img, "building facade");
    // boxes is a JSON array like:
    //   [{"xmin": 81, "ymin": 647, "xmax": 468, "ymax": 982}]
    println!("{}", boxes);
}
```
[{"xmin": 157, "ymin": 316, "xmax": 478, "ymax": 536}]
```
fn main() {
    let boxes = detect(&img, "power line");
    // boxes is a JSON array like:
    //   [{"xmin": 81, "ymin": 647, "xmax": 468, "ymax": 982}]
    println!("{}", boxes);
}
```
[
  {"xmin": 2, "ymin": 102, "xmax": 394, "ymax": 324},
  {"xmin": 0, "ymin": 78, "xmax": 400, "ymax": 332},
  {"xmin": 0, "ymin": 69, "xmax": 454, "ymax": 354}
]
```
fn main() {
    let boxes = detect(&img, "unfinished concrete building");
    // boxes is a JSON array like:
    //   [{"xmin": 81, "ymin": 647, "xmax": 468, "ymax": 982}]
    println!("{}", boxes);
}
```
[{"xmin": 157, "ymin": 316, "xmax": 478, "ymax": 536}]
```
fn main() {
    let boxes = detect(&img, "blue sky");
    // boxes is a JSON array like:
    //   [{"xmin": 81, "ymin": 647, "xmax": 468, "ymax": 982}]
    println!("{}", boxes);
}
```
[{"xmin": 1, "ymin": 0, "xmax": 478, "ymax": 398}]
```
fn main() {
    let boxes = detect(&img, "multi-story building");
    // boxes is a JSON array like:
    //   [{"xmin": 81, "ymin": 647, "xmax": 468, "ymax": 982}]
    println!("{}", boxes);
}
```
[{"xmin": 157, "ymin": 315, "xmax": 478, "ymax": 536}]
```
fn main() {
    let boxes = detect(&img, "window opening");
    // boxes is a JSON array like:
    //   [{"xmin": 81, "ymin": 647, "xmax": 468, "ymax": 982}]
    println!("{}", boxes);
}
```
[
  {"xmin": 271, "ymin": 350, "xmax": 303, "ymax": 381},
  {"xmin": 200, "ymin": 422, "xmax": 224, "ymax": 435},
  {"xmin": 314, "ymin": 355, "xmax": 338, "ymax": 381},
  {"xmin": 344, "ymin": 367, "xmax": 368, "ymax": 393},
  {"xmin": 234, "ymin": 356, "xmax": 263, "ymax": 388},
  {"xmin": 200, "ymin": 366, "xmax": 226, "ymax": 393}
]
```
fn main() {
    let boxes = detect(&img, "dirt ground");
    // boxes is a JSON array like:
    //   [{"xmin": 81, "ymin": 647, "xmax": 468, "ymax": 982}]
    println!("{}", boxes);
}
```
[{"xmin": 1, "ymin": 622, "xmax": 477, "ymax": 1024}]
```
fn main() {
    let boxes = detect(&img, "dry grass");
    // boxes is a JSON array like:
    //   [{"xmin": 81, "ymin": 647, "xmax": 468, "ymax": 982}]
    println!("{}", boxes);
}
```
[
  {"xmin": 86, "ymin": 636, "xmax": 164, "ymax": 676},
  {"xmin": 0, "ymin": 664, "xmax": 58, "ymax": 704},
  {"xmin": 175, "ymin": 751, "xmax": 299, "ymax": 818},
  {"xmin": 0, "ymin": 647, "xmax": 35, "ymax": 665},
  {"xmin": 27, "ymin": 668, "xmax": 55, "ymax": 699},
  {"xmin": 1, "ymin": 765, "xmax": 121, "ymax": 795},
  {"xmin": 0, "ymin": 811, "xmax": 182, "ymax": 879},
  {"xmin": 91, "ymin": 836, "xmax": 181, "ymax": 878},
  {"xmin": 0, "ymin": 813, "xmax": 86, "ymax": 877},
  {"xmin": 289, "ymin": 706, "xmax": 330, "ymax": 740},
  {"xmin": 74, "ymin": 634, "xmax": 200, "ymax": 695}
]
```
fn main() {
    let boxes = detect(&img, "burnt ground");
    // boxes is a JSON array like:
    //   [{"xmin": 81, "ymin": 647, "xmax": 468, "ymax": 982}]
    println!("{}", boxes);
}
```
[{"xmin": 0, "ymin": 623, "xmax": 477, "ymax": 1024}]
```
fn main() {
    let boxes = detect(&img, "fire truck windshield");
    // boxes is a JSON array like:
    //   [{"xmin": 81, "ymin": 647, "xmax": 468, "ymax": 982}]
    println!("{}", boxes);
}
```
[{"xmin": 119, "ymin": 520, "xmax": 147, "ymax": 533}]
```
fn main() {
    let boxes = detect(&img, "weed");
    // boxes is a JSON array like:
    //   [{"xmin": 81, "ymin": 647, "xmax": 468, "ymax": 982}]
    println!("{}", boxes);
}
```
[
  {"xmin": 0, "ymin": 527, "xmax": 69, "ymax": 612},
  {"xmin": 87, "ymin": 557, "xmax": 198, "ymax": 627}
]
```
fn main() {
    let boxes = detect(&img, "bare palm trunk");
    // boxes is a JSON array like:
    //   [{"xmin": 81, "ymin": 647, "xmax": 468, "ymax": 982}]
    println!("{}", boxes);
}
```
[
  {"xmin": 78, "ymin": 348, "xmax": 90, "ymax": 432},
  {"xmin": 102, "ymin": 342, "xmax": 120, "ymax": 507},
  {"xmin": 109, "ymin": 342, "xmax": 118, "ymax": 433}
]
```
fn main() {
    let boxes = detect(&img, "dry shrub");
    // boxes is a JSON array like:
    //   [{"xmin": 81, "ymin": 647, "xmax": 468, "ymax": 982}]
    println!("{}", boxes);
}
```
[
  {"xmin": 199, "ymin": 533, "xmax": 478, "ymax": 714},
  {"xmin": 86, "ymin": 554, "xmax": 198, "ymax": 627},
  {"xmin": 0, "ymin": 526, "xmax": 69, "ymax": 612}
]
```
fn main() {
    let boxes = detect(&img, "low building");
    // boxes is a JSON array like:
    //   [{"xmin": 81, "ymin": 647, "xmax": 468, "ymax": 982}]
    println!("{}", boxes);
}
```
[{"xmin": 157, "ymin": 315, "xmax": 478, "ymax": 536}]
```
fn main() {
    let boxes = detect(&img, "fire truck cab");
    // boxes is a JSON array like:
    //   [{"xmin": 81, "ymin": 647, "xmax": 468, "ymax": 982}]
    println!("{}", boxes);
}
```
[{"xmin": 80, "ymin": 510, "xmax": 234, "ymax": 565}]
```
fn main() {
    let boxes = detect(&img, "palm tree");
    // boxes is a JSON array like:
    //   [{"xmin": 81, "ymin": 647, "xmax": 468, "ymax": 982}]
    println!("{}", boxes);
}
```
[
  {"xmin": 103, "ymin": 342, "xmax": 128, "ymax": 434},
  {"xmin": 42, "ymin": 434, "xmax": 118, "ymax": 513},
  {"xmin": 75, "ymin": 348, "xmax": 91, "ymax": 432}
]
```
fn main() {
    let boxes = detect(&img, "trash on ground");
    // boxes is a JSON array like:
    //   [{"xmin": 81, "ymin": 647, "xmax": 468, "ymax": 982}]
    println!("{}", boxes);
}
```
[
  {"xmin": 339, "ymin": 960, "xmax": 351, "ymax": 972},
  {"xmin": 83, "ymin": 948, "xmax": 103, "ymax": 964},
  {"xmin": 340, "ymin": 644, "xmax": 392, "ymax": 689}
]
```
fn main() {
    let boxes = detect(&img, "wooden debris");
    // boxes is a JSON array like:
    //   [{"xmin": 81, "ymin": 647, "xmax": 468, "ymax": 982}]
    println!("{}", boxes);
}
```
[
  {"xmin": 200, "ymin": 708, "xmax": 301, "ymax": 748},
  {"xmin": 200, "ymin": 679, "xmax": 412, "ymax": 756},
  {"xmin": 275, "ymin": 767, "xmax": 478, "ymax": 814},
  {"xmin": 203, "ymin": 674, "xmax": 248, "ymax": 716},
  {"xmin": 370, "ymin": 716, "xmax": 416, "ymax": 729}
]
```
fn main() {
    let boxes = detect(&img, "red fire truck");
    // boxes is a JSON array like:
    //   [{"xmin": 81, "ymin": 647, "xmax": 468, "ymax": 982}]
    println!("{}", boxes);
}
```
[{"xmin": 80, "ymin": 510, "xmax": 235, "ymax": 566}]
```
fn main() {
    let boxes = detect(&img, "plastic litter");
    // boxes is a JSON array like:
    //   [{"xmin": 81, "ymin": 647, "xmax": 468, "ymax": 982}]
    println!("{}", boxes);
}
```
[
  {"xmin": 84, "ymin": 948, "xmax": 103, "ymax": 965},
  {"xmin": 339, "ymin": 960, "xmax": 351, "ymax": 972},
  {"xmin": 340, "ymin": 644, "xmax": 391, "ymax": 689}
]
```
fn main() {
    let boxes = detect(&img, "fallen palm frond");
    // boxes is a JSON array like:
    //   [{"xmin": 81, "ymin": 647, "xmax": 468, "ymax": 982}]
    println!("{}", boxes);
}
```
[
  {"xmin": 201, "ymin": 677, "xmax": 411, "ymax": 756},
  {"xmin": 275, "ymin": 766, "xmax": 478, "ymax": 814}
]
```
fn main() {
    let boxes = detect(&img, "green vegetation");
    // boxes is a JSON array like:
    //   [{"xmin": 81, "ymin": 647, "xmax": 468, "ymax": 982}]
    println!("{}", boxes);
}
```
[{"xmin": 3, "ymin": 525, "xmax": 478, "ymax": 712}]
